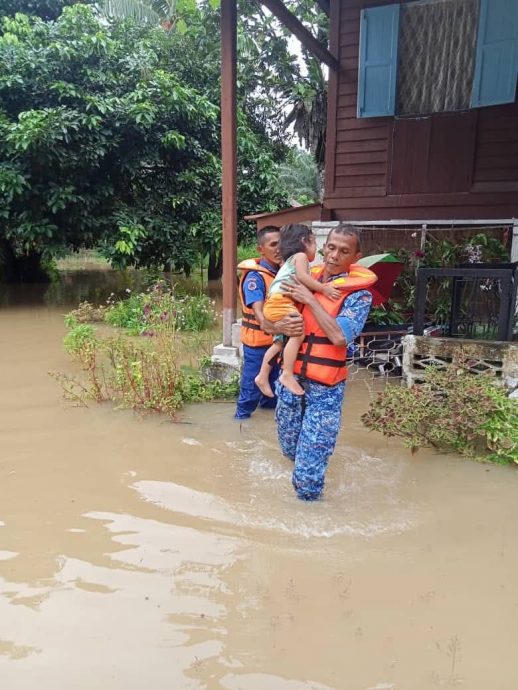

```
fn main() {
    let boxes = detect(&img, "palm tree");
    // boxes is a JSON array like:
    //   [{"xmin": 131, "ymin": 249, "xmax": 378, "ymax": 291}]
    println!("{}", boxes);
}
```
[
  {"xmin": 99, "ymin": 0, "xmax": 178, "ymax": 26},
  {"xmin": 284, "ymin": 59, "xmax": 327, "ymax": 171},
  {"xmin": 279, "ymin": 149, "xmax": 322, "ymax": 203}
]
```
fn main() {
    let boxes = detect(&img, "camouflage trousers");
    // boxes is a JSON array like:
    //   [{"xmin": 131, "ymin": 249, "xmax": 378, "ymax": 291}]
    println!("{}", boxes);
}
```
[{"xmin": 275, "ymin": 379, "xmax": 346, "ymax": 500}]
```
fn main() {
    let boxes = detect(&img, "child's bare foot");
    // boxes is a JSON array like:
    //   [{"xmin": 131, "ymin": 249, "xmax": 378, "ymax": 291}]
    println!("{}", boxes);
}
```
[
  {"xmin": 279, "ymin": 372, "xmax": 304, "ymax": 396},
  {"xmin": 255, "ymin": 374, "xmax": 274, "ymax": 398}
]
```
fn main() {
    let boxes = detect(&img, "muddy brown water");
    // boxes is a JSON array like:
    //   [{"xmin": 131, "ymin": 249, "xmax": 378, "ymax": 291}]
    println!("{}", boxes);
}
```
[{"xmin": 1, "ymin": 274, "xmax": 518, "ymax": 690}]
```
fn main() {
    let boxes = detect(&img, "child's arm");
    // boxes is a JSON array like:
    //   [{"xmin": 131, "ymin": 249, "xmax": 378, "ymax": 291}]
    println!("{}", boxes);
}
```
[{"xmin": 292, "ymin": 253, "xmax": 341, "ymax": 300}]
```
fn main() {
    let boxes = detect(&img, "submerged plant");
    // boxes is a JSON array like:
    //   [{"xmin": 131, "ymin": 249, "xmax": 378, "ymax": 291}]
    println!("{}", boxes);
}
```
[
  {"xmin": 362, "ymin": 364, "xmax": 518, "ymax": 464},
  {"xmin": 64, "ymin": 302, "xmax": 105, "ymax": 327},
  {"xmin": 54, "ymin": 313, "xmax": 236, "ymax": 418},
  {"xmin": 101, "ymin": 282, "xmax": 216, "ymax": 335}
]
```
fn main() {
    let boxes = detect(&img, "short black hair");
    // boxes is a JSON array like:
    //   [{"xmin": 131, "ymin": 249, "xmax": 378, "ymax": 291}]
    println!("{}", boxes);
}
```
[
  {"xmin": 327, "ymin": 224, "xmax": 362, "ymax": 252},
  {"xmin": 279, "ymin": 223, "xmax": 313, "ymax": 261},
  {"xmin": 257, "ymin": 225, "xmax": 280, "ymax": 246}
]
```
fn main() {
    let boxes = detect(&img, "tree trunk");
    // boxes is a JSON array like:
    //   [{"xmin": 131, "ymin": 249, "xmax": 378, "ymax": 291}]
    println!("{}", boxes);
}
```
[
  {"xmin": 0, "ymin": 237, "xmax": 20, "ymax": 282},
  {"xmin": 207, "ymin": 247, "xmax": 223, "ymax": 280},
  {"xmin": 17, "ymin": 251, "xmax": 50, "ymax": 282},
  {"xmin": 0, "ymin": 240, "xmax": 50, "ymax": 283}
]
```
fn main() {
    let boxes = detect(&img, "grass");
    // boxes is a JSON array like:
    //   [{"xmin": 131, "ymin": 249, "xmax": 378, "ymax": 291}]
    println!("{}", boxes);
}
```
[{"xmin": 56, "ymin": 250, "xmax": 110, "ymax": 271}]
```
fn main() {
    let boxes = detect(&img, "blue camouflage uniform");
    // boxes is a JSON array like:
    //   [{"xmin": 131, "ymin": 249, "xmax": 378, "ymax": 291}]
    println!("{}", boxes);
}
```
[
  {"xmin": 234, "ymin": 259, "xmax": 280, "ymax": 420},
  {"xmin": 275, "ymin": 286, "xmax": 372, "ymax": 500}
]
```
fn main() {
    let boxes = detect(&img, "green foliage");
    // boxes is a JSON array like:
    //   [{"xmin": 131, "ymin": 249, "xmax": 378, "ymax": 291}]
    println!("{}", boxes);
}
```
[
  {"xmin": 0, "ymin": 4, "xmax": 289, "ymax": 277},
  {"xmin": 237, "ymin": 244, "xmax": 259, "ymax": 263},
  {"xmin": 0, "ymin": 0, "xmax": 94, "ymax": 20},
  {"xmin": 55, "ymin": 316, "xmax": 237, "ymax": 417},
  {"xmin": 100, "ymin": 0, "xmax": 179, "ymax": 24},
  {"xmin": 367, "ymin": 301, "xmax": 406, "ymax": 326},
  {"xmin": 63, "ymin": 322, "xmax": 96, "ymax": 354},
  {"xmin": 103, "ymin": 282, "xmax": 216, "ymax": 334},
  {"xmin": 178, "ymin": 371, "xmax": 239, "ymax": 403},
  {"xmin": 362, "ymin": 365, "xmax": 518, "ymax": 464},
  {"xmin": 279, "ymin": 148, "xmax": 321, "ymax": 203},
  {"xmin": 64, "ymin": 301, "xmax": 106, "ymax": 326},
  {"xmin": 388, "ymin": 233, "xmax": 509, "ymax": 322},
  {"xmin": 104, "ymin": 294, "xmax": 150, "ymax": 333}
]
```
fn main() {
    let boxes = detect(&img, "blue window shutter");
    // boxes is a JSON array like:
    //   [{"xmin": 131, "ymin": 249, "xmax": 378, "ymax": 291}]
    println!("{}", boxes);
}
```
[
  {"xmin": 357, "ymin": 4, "xmax": 400, "ymax": 119},
  {"xmin": 471, "ymin": 0, "xmax": 518, "ymax": 108}
]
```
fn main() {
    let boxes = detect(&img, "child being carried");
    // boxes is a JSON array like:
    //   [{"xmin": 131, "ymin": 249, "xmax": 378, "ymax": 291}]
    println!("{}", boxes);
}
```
[{"xmin": 254, "ymin": 223, "xmax": 340, "ymax": 397}]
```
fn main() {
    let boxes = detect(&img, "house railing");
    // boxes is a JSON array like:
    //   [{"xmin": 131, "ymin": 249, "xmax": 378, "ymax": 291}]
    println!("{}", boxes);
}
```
[{"xmin": 413, "ymin": 265, "xmax": 517, "ymax": 342}]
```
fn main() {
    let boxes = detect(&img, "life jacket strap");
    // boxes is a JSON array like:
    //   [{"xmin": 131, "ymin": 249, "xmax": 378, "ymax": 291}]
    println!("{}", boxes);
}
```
[
  {"xmin": 302, "ymin": 335, "xmax": 332, "ymax": 345},
  {"xmin": 241, "ymin": 317, "xmax": 261, "ymax": 330},
  {"xmin": 296, "ymin": 352, "xmax": 346, "ymax": 368}
]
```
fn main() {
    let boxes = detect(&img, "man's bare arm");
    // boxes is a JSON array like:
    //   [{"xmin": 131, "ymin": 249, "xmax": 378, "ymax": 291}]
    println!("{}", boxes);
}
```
[
  {"xmin": 280, "ymin": 280, "xmax": 345, "ymax": 346},
  {"xmin": 251, "ymin": 302, "xmax": 303, "ymax": 337}
]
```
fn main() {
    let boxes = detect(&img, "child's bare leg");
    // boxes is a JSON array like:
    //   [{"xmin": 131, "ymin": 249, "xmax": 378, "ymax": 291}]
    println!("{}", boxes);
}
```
[
  {"xmin": 254, "ymin": 340, "xmax": 283, "ymax": 398},
  {"xmin": 279, "ymin": 334, "xmax": 305, "ymax": 396}
]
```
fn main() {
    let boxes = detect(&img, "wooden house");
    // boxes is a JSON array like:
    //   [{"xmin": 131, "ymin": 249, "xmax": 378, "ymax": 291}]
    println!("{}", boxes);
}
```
[
  {"xmin": 218, "ymin": 0, "xmax": 518, "ymax": 347},
  {"xmin": 324, "ymin": 0, "xmax": 518, "ymax": 222}
]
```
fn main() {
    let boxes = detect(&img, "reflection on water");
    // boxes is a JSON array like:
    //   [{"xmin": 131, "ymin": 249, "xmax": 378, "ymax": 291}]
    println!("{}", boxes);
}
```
[
  {"xmin": 1, "ymin": 277, "xmax": 518, "ymax": 689},
  {"xmin": 0, "ymin": 269, "xmax": 222, "ymax": 309}
]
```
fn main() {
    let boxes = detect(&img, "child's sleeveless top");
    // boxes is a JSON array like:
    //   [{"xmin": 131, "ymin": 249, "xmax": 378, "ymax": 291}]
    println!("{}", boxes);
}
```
[{"xmin": 268, "ymin": 256, "xmax": 297, "ymax": 296}]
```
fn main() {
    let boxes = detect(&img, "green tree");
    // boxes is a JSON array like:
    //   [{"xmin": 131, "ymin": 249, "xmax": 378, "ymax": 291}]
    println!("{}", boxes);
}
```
[
  {"xmin": 279, "ymin": 148, "xmax": 321, "ymax": 203},
  {"xmin": 238, "ymin": 0, "xmax": 330, "ymax": 166},
  {"xmin": 0, "ymin": 0, "xmax": 94, "ymax": 20},
  {"xmin": 99, "ymin": 0, "xmax": 328, "ymax": 163},
  {"xmin": 100, "ymin": 0, "xmax": 182, "ymax": 26},
  {"xmin": 0, "ymin": 6, "xmax": 288, "ymax": 281}
]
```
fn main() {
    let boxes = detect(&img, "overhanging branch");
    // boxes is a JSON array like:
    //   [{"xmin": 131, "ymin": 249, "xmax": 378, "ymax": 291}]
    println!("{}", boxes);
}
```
[{"xmin": 258, "ymin": 0, "xmax": 338, "ymax": 71}]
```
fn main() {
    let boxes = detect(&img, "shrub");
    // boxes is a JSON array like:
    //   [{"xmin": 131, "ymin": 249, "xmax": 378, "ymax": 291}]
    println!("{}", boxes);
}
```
[
  {"xmin": 104, "ymin": 294, "xmax": 146, "ymax": 334},
  {"xmin": 64, "ymin": 302, "xmax": 105, "ymax": 327},
  {"xmin": 237, "ymin": 244, "xmax": 258, "ymax": 263},
  {"xmin": 103, "ymin": 282, "xmax": 216, "ymax": 335},
  {"xmin": 54, "ymin": 319, "xmax": 236, "ymax": 418},
  {"xmin": 362, "ymin": 365, "xmax": 518, "ymax": 464}
]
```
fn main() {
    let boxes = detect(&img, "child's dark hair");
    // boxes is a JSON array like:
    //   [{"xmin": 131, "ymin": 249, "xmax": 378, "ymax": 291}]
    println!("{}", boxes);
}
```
[{"xmin": 279, "ymin": 224, "xmax": 313, "ymax": 261}]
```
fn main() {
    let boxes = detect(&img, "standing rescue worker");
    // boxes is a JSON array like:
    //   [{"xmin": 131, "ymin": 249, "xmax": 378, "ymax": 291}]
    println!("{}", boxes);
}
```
[
  {"xmin": 235, "ymin": 226, "xmax": 303, "ymax": 420},
  {"xmin": 275, "ymin": 225, "xmax": 376, "ymax": 500}
]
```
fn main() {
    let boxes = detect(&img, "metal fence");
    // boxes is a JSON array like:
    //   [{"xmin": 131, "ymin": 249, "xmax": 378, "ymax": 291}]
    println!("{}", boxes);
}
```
[{"xmin": 414, "ymin": 265, "xmax": 517, "ymax": 342}]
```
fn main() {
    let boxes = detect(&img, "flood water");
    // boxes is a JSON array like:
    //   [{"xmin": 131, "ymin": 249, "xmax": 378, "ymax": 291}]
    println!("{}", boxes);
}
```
[{"xmin": 1, "ymin": 273, "xmax": 518, "ymax": 690}]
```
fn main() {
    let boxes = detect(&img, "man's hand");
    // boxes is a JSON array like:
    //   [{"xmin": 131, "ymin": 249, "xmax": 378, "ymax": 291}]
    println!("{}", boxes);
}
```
[
  {"xmin": 273, "ymin": 311, "xmax": 303, "ymax": 337},
  {"xmin": 282, "ymin": 277, "xmax": 345, "ymax": 346},
  {"xmin": 281, "ymin": 277, "xmax": 315, "ymax": 306}
]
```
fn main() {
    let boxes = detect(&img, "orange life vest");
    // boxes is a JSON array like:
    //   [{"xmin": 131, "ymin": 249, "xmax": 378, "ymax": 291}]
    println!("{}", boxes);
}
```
[
  {"xmin": 293, "ymin": 264, "xmax": 378, "ymax": 386},
  {"xmin": 237, "ymin": 259, "xmax": 277, "ymax": 348}
]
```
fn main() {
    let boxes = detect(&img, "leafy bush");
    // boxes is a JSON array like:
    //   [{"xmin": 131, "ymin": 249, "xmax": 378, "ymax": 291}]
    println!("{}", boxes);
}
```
[
  {"xmin": 67, "ymin": 281, "xmax": 218, "ymax": 335},
  {"xmin": 64, "ymin": 302, "xmax": 105, "ymax": 327},
  {"xmin": 367, "ymin": 301, "xmax": 406, "ymax": 326},
  {"xmin": 55, "ymin": 321, "xmax": 237, "ymax": 418},
  {"xmin": 362, "ymin": 365, "xmax": 518, "ymax": 464},
  {"xmin": 237, "ymin": 244, "xmax": 259, "ymax": 263},
  {"xmin": 104, "ymin": 294, "xmax": 147, "ymax": 333}
]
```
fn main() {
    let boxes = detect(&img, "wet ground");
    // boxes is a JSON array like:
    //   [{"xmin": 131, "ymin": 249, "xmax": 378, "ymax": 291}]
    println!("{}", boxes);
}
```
[{"xmin": 1, "ymin": 274, "xmax": 518, "ymax": 689}]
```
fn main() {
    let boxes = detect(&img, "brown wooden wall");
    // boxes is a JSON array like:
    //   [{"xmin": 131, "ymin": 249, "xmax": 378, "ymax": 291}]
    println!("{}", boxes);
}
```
[{"xmin": 324, "ymin": 0, "xmax": 518, "ymax": 221}]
